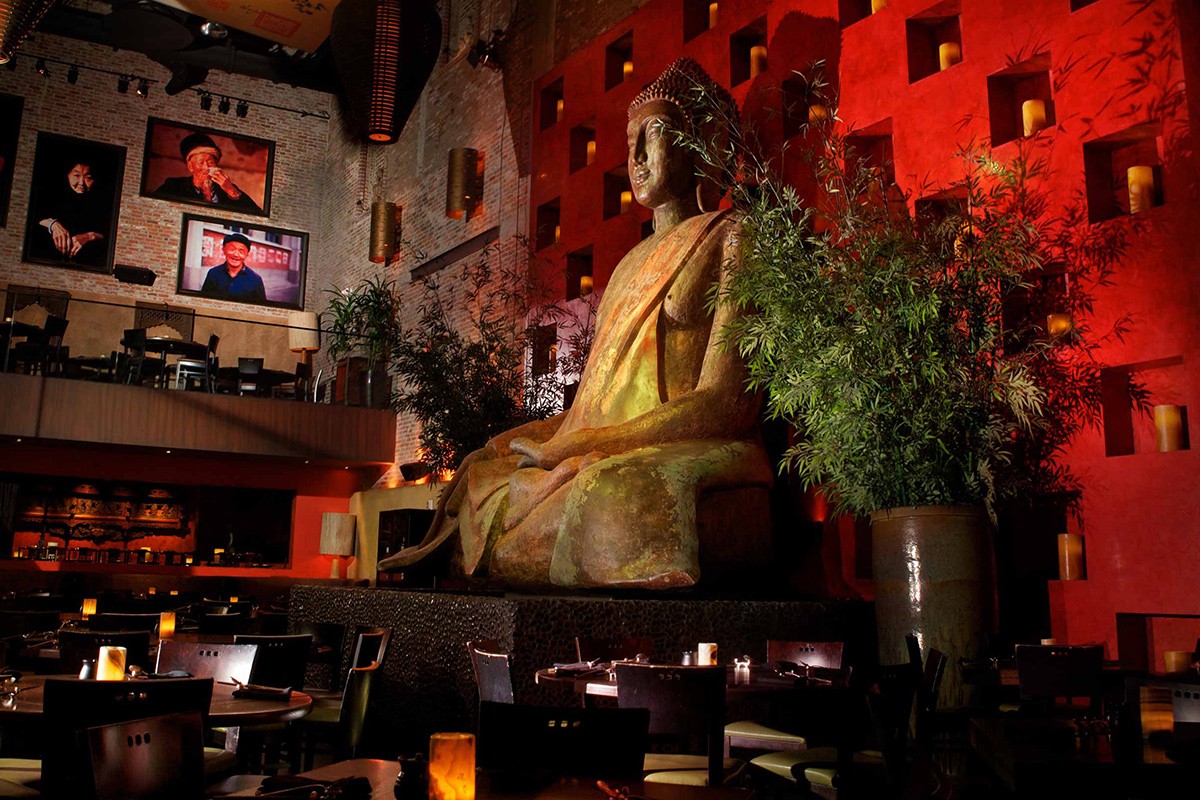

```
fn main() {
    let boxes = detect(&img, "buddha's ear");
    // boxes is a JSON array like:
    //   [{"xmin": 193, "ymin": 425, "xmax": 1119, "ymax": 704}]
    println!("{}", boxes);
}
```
[{"xmin": 696, "ymin": 175, "xmax": 723, "ymax": 213}]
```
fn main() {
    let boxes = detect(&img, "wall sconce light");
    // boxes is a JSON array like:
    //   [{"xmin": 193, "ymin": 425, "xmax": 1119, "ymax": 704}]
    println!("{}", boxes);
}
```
[
  {"xmin": 446, "ymin": 148, "xmax": 480, "ymax": 219},
  {"xmin": 370, "ymin": 200, "xmax": 401, "ymax": 263},
  {"xmin": 321, "ymin": 512, "xmax": 357, "ymax": 579}
]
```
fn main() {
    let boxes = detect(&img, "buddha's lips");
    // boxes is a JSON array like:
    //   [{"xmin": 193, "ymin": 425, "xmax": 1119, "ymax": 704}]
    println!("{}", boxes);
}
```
[{"xmin": 631, "ymin": 168, "xmax": 651, "ymax": 186}]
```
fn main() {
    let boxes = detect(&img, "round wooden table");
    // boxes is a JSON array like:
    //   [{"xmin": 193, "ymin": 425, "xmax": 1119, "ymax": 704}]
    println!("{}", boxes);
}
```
[{"xmin": 0, "ymin": 675, "xmax": 312, "ymax": 726}]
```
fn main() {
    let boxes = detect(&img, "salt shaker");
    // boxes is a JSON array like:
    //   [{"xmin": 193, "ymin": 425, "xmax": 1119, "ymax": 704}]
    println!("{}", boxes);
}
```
[{"xmin": 78, "ymin": 659, "xmax": 95, "ymax": 680}]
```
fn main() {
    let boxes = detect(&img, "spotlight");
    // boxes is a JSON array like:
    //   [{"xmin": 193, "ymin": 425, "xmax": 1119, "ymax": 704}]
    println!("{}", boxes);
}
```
[
  {"xmin": 235, "ymin": 100, "xmax": 248, "ymax": 118},
  {"xmin": 117, "ymin": 75, "xmax": 130, "ymax": 94},
  {"xmin": 35, "ymin": 59, "xmax": 48, "ymax": 77},
  {"xmin": 136, "ymin": 79, "xmax": 149, "ymax": 97},
  {"xmin": 67, "ymin": 65, "xmax": 79, "ymax": 84},
  {"xmin": 218, "ymin": 96, "xmax": 230, "ymax": 114},
  {"xmin": 199, "ymin": 93, "xmax": 212, "ymax": 111},
  {"xmin": 200, "ymin": 21, "xmax": 228, "ymax": 39}
]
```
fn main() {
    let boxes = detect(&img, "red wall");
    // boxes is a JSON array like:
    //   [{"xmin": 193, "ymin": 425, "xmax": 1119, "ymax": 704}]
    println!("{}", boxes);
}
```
[
  {"xmin": 0, "ymin": 441, "xmax": 375, "ymax": 578},
  {"xmin": 530, "ymin": 0, "xmax": 1200, "ymax": 659}
]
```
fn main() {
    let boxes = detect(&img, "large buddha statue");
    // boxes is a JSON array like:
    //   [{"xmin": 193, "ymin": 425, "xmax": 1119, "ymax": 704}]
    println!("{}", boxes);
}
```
[{"xmin": 378, "ymin": 58, "xmax": 773, "ymax": 589}]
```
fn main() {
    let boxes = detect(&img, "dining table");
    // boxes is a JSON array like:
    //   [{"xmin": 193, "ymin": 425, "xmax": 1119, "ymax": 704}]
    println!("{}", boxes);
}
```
[{"xmin": 119, "ymin": 335, "xmax": 208, "ymax": 387}]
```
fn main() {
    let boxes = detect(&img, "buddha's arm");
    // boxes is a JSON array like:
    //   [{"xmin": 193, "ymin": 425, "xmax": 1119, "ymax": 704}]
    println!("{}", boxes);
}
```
[{"xmin": 485, "ymin": 413, "xmax": 566, "ymax": 457}]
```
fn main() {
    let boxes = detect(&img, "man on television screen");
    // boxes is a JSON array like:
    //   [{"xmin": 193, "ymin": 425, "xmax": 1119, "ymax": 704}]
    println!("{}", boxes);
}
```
[
  {"xmin": 156, "ymin": 132, "xmax": 262, "ymax": 213},
  {"xmin": 201, "ymin": 233, "xmax": 266, "ymax": 303}
]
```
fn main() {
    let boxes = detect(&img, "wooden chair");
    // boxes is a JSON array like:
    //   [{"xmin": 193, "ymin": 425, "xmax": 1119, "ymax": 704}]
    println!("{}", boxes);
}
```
[
  {"xmin": 58, "ymin": 629, "xmax": 152, "ymax": 675},
  {"xmin": 39, "ymin": 676, "xmax": 214, "ymax": 797},
  {"xmin": 88, "ymin": 612, "xmax": 161, "ymax": 633},
  {"xmin": 468, "ymin": 640, "xmax": 515, "ymax": 704},
  {"xmin": 768, "ymin": 640, "xmax": 845, "ymax": 670},
  {"xmin": 87, "ymin": 712, "xmax": 205, "ymax": 800},
  {"xmin": 234, "ymin": 634, "xmax": 312, "ymax": 689},
  {"xmin": 156, "ymin": 640, "xmax": 259, "ymax": 684},
  {"xmin": 615, "ymin": 662, "xmax": 741, "ymax": 787},
  {"xmin": 575, "ymin": 635, "xmax": 654, "ymax": 663}
]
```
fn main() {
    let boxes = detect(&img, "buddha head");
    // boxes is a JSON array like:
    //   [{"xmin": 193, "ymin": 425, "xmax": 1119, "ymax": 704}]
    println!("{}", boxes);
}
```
[{"xmin": 627, "ymin": 58, "xmax": 739, "ymax": 213}]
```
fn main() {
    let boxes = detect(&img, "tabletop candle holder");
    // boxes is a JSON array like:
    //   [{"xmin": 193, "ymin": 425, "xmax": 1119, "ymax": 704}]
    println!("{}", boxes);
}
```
[{"xmin": 428, "ymin": 732, "xmax": 474, "ymax": 800}]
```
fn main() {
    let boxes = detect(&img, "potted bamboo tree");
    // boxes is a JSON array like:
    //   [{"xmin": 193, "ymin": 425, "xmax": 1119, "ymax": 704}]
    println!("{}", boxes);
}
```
[{"xmin": 324, "ymin": 275, "xmax": 402, "ymax": 408}]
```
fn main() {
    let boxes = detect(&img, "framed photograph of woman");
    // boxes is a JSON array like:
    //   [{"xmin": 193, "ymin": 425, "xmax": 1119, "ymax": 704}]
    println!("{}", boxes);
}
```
[
  {"xmin": 0, "ymin": 93, "xmax": 23, "ymax": 227},
  {"xmin": 141, "ymin": 118, "xmax": 274, "ymax": 217},
  {"xmin": 21, "ymin": 132, "xmax": 126, "ymax": 274},
  {"xmin": 176, "ymin": 214, "xmax": 308, "ymax": 311}
]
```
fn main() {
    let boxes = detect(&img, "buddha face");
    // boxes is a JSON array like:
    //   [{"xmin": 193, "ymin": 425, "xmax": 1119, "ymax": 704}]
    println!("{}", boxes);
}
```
[{"xmin": 627, "ymin": 100, "xmax": 694, "ymax": 210}]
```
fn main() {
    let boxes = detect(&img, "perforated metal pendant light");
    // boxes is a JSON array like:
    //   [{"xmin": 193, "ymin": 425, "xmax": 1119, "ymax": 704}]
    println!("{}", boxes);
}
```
[
  {"xmin": 0, "ymin": 0, "xmax": 57, "ymax": 64},
  {"xmin": 329, "ymin": 0, "xmax": 442, "ymax": 144}
]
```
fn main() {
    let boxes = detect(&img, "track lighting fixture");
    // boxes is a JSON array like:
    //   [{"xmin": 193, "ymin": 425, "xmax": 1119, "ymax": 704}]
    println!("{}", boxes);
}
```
[
  {"xmin": 218, "ymin": 96, "xmax": 230, "ymax": 114},
  {"xmin": 136, "ymin": 78, "xmax": 149, "ymax": 97},
  {"xmin": 35, "ymin": 58, "xmax": 48, "ymax": 76},
  {"xmin": 67, "ymin": 65, "xmax": 78, "ymax": 84},
  {"xmin": 235, "ymin": 100, "xmax": 248, "ymax": 118},
  {"xmin": 199, "ymin": 92, "xmax": 212, "ymax": 111},
  {"xmin": 117, "ymin": 75, "xmax": 130, "ymax": 93}
]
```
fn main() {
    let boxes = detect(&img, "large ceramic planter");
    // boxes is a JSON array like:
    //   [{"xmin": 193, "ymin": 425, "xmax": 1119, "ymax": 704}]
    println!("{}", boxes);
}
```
[{"xmin": 871, "ymin": 505, "xmax": 994, "ymax": 702}]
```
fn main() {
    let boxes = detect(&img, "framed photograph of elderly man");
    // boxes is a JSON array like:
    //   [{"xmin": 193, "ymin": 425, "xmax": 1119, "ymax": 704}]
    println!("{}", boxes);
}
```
[
  {"xmin": 176, "ymin": 214, "xmax": 308, "ymax": 310},
  {"xmin": 21, "ymin": 132, "xmax": 126, "ymax": 274},
  {"xmin": 141, "ymin": 118, "xmax": 274, "ymax": 217}
]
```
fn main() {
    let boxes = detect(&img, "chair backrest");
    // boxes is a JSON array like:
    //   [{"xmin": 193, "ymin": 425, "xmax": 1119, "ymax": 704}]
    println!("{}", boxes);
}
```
[
  {"xmin": 41, "ymin": 677, "xmax": 213, "ymax": 797},
  {"xmin": 917, "ymin": 648, "xmax": 947, "ymax": 716},
  {"xmin": 615, "ymin": 663, "xmax": 726, "ymax": 788},
  {"xmin": 351, "ymin": 626, "xmax": 392, "ymax": 669},
  {"xmin": 338, "ymin": 661, "xmax": 380, "ymax": 756},
  {"xmin": 3, "ymin": 284, "xmax": 70, "ymax": 319},
  {"xmin": 58, "ymin": 629, "xmax": 152, "ymax": 675},
  {"xmin": 1015, "ymin": 644, "xmax": 1103, "ymax": 704},
  {"xmin": 42, "ymin": 314, "xmax": 69, "ymax": 340},
  {"xmin": 89, "ymin": 613, "xmax": 161, "ymax": 633},
  {"xmin": 575, "ymin": 635, "xmax": 654, "ymax": 663},
  {"xmin": 768, "ymin": 640, "xmax": 845, "ymax": 669},
  {"xmin": 234, "ymin": 633, "xmax": 312, "ymax": 689},
  {"xmin": 467, "ymin": 640, "xmax": 515, "ymax": 704},
  {"xmin": 134, "ymin": 301, "xmax": 195, "ymax": 341},
  {"xmin": 87, "ymin": 711, "xmax": 205, "ymax": 800},
  {"xmin": 238, "ymin": 357, "xmax": 264, "ymax": 375},
  {"xmin": 123, "ymin": 327, "xmax": 147, "ymax": 351},
  {"xmin": 206, "ymin": 332, "xmax": 220, "ymax": 357},
  {"xmin": 478, "ymin": 701, "xmax": 649, "ymax": 781},
  {"xmin": 156, "ymin": 640, "xmax": 259, "ymax": 684}
]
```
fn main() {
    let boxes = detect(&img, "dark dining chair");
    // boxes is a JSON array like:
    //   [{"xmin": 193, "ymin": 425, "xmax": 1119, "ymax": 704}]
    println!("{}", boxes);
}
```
[
  {"xmin": 468, "ymin": 640, "xmax": 515, "ymax": 704},
  {"xmin": 173, "ymin": 333, "xmax": 219, "ymax": 392},
  {"xmin": 12, "ymin": 314, "xmax": 69, "ymax": 375},
  {"xmin": 288, "ymin": 660, "xmax": 380, "ymax": 772},
  {"xmin": 57, "ymin": 629, "xmax": 152, "ymax": 675},
  {"xmin": 237, "ymin": 357, "xmax": 264, "ymax": 396},
  {"xmin": 615, "ymin": 662, "xmax": 742, "ymax": 787},
  {"xmin": 575, "ymin": 635, "xmax": 654, "ymax": 663},
  {"xmin": 156, "ymin": 640, "xmax": 259, "ymax": 684},
  {"xmin": 234, "ymin": 633, "xmax": 312, "ymax": 689},
  {"xmin": 351, "ymin": 626, "xmax": 392, "ymax": 670},
  {"xmin": 119, "ymin": 327, "xmax": 162, "ymax": 386},
  {"xmin": 87, "ymin": 712, "xmax": 205, "ymax": 800}
]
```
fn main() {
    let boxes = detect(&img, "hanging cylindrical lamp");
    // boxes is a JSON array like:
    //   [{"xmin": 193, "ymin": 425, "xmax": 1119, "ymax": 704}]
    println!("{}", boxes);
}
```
[
  {"xmin": 329, "ymin": 0, "xmax": 442, "ymax": 144},
  {"xmin": 370, "ymin": 200, "xmax": 400, "ymax": 262},
  {"xmin": 446, "ymin": 148, "xmax": 479, "ymax": 219},
  {"xmin": 0, "ymin": 0, "xmax": 58, "ymax": 64}
]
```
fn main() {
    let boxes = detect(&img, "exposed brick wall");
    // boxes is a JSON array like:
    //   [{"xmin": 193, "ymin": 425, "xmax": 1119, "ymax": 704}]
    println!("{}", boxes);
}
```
[{"xmin": 0, "ymin": 32, "xmax": 332, "ymax": 325}]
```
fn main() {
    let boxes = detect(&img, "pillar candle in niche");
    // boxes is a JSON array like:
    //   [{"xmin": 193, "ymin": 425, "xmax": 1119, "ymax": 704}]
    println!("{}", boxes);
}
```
[
  {"xmin": 749, "ymin": 46, "xmax": 768, "ymax": 78},
  {"xmin": 872, "ymin": 0, "xmax": 888, "ymax": 12},
  {"xmin": 620, "ymin": 190, "xmax": 632, "ymax": 213},
  {"xmin": 1022, "ymin": 99, "xmax": 1047, "ymax": 137},
  {"xmin": 1153, "ymin": 404, "xmax": 1185, "ymax": 452},
  {"xmin": 1127, "ymin": 165, "xmax": 1155, "ymax": 214},
  {"xmin": 1164, "ymin": 651, "xmax": 1193, "ymax": 673},
  {"xmin": 579, "ymin": 275, "xmax": 594, "ymax": 296},
  {"xmin": 1046, "ymin": 313, "xmax": 1073, "ymax": 337},
  {"xmin": 709, "ymin": 3, "xmax": 718, "ymax": 29},
  {"xmin": 1057, "ymin": 533, "xmax": 1085, "ymax": 581},
  {"xmin": 428, "ymin": 732, "xmax": 474, "ymax": 800},
  {"xmin": 938, "ymin": 42, "xmax": 961, "ymax": 71},
  {"xmin": 623, "ymin": 60, "xmax": 634, "ymax": 79},
  {"xmin": 585, "ymin": 139, "xmax": 596, "ymax": 164},
  {"xmin": 159, "ymin": 612, "xmax": 176, "ymax": 640},
  {"xmin": 807, "ymin": 103, "xmax": 829, "ymax": 123},
  {"xmin": 554, "ymin": 98, "xmax": 564, "ymax": 123},
  {"xmin": 97, "ymin": 646, "xmax": 126, "ymax": 681}
]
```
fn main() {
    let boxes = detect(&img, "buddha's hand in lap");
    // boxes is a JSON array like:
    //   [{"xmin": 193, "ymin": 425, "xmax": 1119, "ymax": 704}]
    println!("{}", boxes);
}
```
[{"xmin": 509, "ymin": 437, "xmax": 559, "ymax": 469}]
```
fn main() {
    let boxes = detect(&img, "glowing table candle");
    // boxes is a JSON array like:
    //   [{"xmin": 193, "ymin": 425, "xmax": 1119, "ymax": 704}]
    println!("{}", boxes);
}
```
[
  {"xmin": 698, "ymin": 642, "xmax": 719, "ymax": 666},
  {"xmin": 749, "ymin": 46, "xmax": 768, "ymax": 78},
  {"xmin": 148, "ymin": 587, "xmax": 156, "ymax": 595},
  {"xmin": 1153, "ymin": 404, "xmax": 1185, "ymax": 452},
  {"xmin": 81, "ymin": 598, "xmax": 97, "ymax": 620},
  {"xmin": 1127, "ymin": 165, "xmax": 1154, "ymax": 214},
  {"xmin": 169, "ymin": 590, "xmax": 179, "ymax": 596},
  {"xmin": 429, "ymin": 732, "xmax": 475, "ymax": 800},
  {"xmin": 1057, "ymin": 533, "xmax": 1085, "ymax": 581},
  {"xmin": 1022, "ymin": 99, "xmax": 1047, "ymax": 136},
  {"xmin": 229, "ymin": 596, "xmax": 239, "ymax": 604},
  {"xmin": 939, "ymin": 42, "xmax": 961, "ymax": 71},
  {"xmin": 97, "ymin": 646, "xmax": 127, "ymax": 681},
  {"xmin": 159, "ymin": 612, "xmax": 176, "ymax": 640}
]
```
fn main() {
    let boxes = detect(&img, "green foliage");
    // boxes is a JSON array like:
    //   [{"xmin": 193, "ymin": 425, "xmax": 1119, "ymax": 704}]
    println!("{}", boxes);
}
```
[
  {"xmin": 675, "ymin": 67, "xmax": 1137, "ymax": 520},
  {"xmin": 323, "ymin": 274, "xmax": 402, "ymax": 369}
]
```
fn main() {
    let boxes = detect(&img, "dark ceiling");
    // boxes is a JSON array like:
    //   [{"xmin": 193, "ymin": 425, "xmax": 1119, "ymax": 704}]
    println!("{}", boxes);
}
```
[{"xmin": 35, "ymin": 0, "xmax": 340, "ymax": 95}]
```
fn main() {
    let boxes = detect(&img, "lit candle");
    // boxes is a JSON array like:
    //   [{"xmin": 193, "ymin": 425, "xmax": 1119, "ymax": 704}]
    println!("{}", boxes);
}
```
[
  {"xmin": 1046, "ymin": 313, "xmax": 1073, "ymax": 337},
  {"xmin": 698, "ymin": 642, "xmax": 719, "ymax": 666},
  {"xmin": 620, "ymin": 190, "xmax": 633, "ymax": 213},
  {"xmin": 555, "ymin": 98, "xmax": 564, "ymax": 123},
  {"xmin": 1127, "ymin": 165, "xmax": 1155, "ymax": 214},
  {"xmin": 579, "ymin": 275, "xmax": 594, "ymax": 296},
  {"xmin": 554, "ymin": 224, "xmax": 561, "ymax": 243},
  {"xmin": 749, "ymin": 45, "xmax": 768, "ymax": 78},
  {"xmin": 733, "ymin": 655, "xmax": 751, "ymax": 685},
  {"xmin": 586, "ymin": 139, "xmax": 596, "ymax": 165},
  {"xmin": 938, "ymin": 42, "xmax": 961, "ymax": 71},
  {"xmin": 807, "ymin": 103, "xmax": 829, "ymax": 123},
  {"xmin": 81, "ymin": 598, "xmax": 97, "ymax": 619},
  {"xmin": 159, "ymin": 612, "xmax": 176, "ymax": 640},
  {"xmin": 1022, "ymin": 99, "xmax": 1047, "ymax": 137},
  {"xmin": 1153, "ymin": 404, "xmax": 1185, "ymax": 452},
  {"xmin": 623, "ymin": 60, "xmax": 633, "ymax": 78},
  {"xmin": 148, "ymin": 587, "xmax": 156, "ymax": 595},
  {"xmin": 97, "ymin": 646, "xmax": 127, "ymax": 681},
  {"xmin": 1041, "ymin": 638, "xmax": 1058, "ymax": 646},
  {"xmin": 429, "ymin": 732, "xmax": 475, "ymax": 800},
  {"xmin": 872, "ymin": 0, "xmax": 888, "ymax": 11},
  {"xmin": 229, "ymin": 596, "xmax": 239, "ymax": 604},
  {"xmin": 1165, "ymin": 650, "xmax": 1193, "ymax": 673},
  {"xmin": 169, "ymin": 590, "xmax": 179, "ymax": 596},
  {"xmin": 709, "ymin": 2, "xmax": 718, "ymax": 28},
  {"xmin": 212, "ymin": 548, "xmax": 224, "ymax": 565},
  {"xmin": 185, "ymin": 556, "xmax": 193, "ymax": 565},
  {"xmin": 1057, "ymin": 533, "xmax": 1085, "ymax": 581}
]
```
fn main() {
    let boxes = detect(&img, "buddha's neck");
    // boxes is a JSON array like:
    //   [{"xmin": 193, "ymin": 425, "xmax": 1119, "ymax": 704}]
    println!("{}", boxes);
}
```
[{"xmin": 653, "ymin": 195, "xmax": 700, "ymax": 233}]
